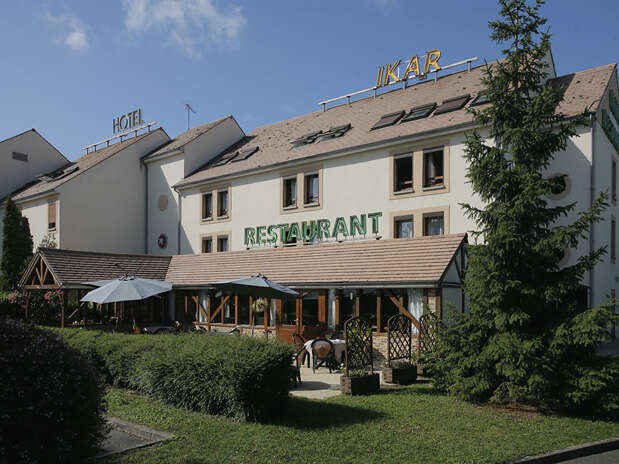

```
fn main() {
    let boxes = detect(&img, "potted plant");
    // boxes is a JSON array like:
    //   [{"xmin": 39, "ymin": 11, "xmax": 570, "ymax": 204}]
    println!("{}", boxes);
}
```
[
  {"xmin": 383, "ymin": 359, "xmax": 418, "ymax": 385},
  {"xmin": 340, "ymin": 368, "xmax": 380, "ymax": 395}
]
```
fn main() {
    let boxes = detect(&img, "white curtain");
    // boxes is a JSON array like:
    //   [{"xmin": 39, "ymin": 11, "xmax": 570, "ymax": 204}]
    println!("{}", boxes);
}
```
[
  {"xmin": 269, "ymin": 299, "xmax": 277, "ymax": 327},
  {"xmin": 408, "ymin": 288, "xmax": 423, "ymax": 334},
  {"xmin": 198, "ymin": 290, "xmax": 208, "ymax": 323},
  {"xmin": 327, "ymin": 289, "xmax": 336, "ymax": 329}
]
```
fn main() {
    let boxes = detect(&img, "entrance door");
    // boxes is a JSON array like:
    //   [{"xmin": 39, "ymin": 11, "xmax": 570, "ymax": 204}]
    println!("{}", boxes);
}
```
[{"xmin": 275, "ymin": 298, "xmax": 300, "ymax": 344}]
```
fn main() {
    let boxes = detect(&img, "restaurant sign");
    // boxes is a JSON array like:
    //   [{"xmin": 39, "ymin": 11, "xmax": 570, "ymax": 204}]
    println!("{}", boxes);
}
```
[
  {"xmin": 244, "ymin": 212, "xmax": 383, "ymax": 247},
  {"xmin": 376, "ymin": 50, "xmax": 441, "ymax": 88}
]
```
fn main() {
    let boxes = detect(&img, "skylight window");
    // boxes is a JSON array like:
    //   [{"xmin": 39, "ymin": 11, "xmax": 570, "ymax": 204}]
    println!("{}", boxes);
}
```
[
  {"xmin": 37, "ymin": 165, "xmax": 79, "ymax": 182},
  {"xmin": 371, "ymin": 111, "xmax": 405, "ymax": 130},
  {"xmin": 231, "ymin": 146, "xmax": 259, "ymax": 162},
  {"xmin": 470, "ymin": 92, "xmax": 490, "ymax": 106},
  {"xmin": 434, "ymin": 94, "xmax": 470, "ymax": 115},
  {"xmin": 212, "ymin": 151, "xmax": 238, "ymax": 166},
  {"xmin": 317, "ymin": 123, "xmax": 351, "ymax": 142},
  {"xmin": 291, "ymin": 130, "xmax": 322, "ymax": 147},
  {"xmin": 401, "ymin": 103, "xmax": 437, "ymax": 123}
]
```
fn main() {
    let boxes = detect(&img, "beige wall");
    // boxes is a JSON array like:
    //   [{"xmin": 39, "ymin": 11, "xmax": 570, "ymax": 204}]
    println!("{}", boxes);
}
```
[
  {"xmin": 180, "ymin": 131, "xmax": 480, "ymax": 253},
  {"xmin": 147, "ymin": 153, "xmax": 184, "ymax": 255},
  {"xmin": 0, "ymin": 131, "xmax": 67, "ymax": 200},
  {"xmin": 13, "ymin": 194, "xmax": 58, "ymax": 251},
  {"xmin": 50, "ymin": 131, "xmax": 168, "ymax": 254}
]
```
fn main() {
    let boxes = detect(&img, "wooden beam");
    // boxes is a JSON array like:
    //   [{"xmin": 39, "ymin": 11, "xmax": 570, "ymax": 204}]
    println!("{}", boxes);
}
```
[
  {"xmin": 249, "ymin": 296, "xmax": 253, "ymax": 328},
  {"xmin": 384, "ymin": 289, "xmax": 420, "ymax": 331},
  {"xmin": 206, "ymin": 293, "xmax": 212, "ymax": 331},
  {"xmin": 335, "ymin": 292, "xmax": 340, "ymax": 327},
  {"xmin": 355, "ymin": 289, "xmax": 360, "ymax": 317},
  {"xmin": 60, "ymin": 291, "xmax": 66, "ymax": 328},
  {"xmin": 376, "ymin": 290, "xmax": 382, "ymax": 333},
  {"xmin": 210, "ymin": 295, "xmax": 229, "ymax": 323},
  {"xmin": 192, "ymin": 296, "xmax": 208, "ymax": 323},
  {"xmin": 234, "ymin": 294, "xmax": 239, "ymax": 325}
]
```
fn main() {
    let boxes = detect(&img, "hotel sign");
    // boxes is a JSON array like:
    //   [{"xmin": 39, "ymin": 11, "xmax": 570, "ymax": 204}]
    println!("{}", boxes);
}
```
[
  {"xmin": 244, "ymin": 212, "xmax": 382, "ymax": 247},
  {"xmin": 113, "ymin": 109, "xmax": 144, "ymax": 135},
  {"xmin": 376, "ymin": 50, "xmax": 442, "ymax": 88}
]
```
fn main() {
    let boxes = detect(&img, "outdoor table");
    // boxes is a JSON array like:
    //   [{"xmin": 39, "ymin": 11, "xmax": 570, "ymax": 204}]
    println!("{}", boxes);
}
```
[{"xmin": 304, "ymin": 338, "xmax": 346, "ymax": 364}]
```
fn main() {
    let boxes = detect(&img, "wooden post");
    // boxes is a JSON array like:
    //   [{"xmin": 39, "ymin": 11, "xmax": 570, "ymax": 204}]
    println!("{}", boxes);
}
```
[
  {"xmin": 376, "ymin": 289, "xmax": 382, "ymax": 334},
  {"xmin": 249, "ymin": 296, "xmax": 254, "ymax": 329},
  {"xmin": 355, "ymin": 289, "xmax": 360, "ymax": 317},
  {"xmin": 335, "ymin": 291, "xmax": 340, "ymax": 328},
  {"xmin": 60, "ymin": 290, "xmax": 66, "ymax": 328},
  {"xmin": 25, "ymin": 291, "xmax": 31, "ymax": 320},
  {"xmin": 264, "ymin": 298, "xmax": 269, "ymax": 333},
  {"xmin": 207, "ymin": 292, "xmax": 212, "ymax": 331},
  {"xmin": 234, "ymin": 294, "xmax": 239, "ymax": 325}
]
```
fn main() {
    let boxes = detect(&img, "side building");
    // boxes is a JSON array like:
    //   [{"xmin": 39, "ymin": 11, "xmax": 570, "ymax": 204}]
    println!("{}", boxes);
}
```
[{"xmin": 4, "ymin": 128, "xmax": 170, "ymax": 254}]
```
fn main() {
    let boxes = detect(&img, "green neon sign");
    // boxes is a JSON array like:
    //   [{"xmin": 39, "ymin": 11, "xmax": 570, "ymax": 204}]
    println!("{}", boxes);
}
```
[{"xmin": 244, "ymin": 212, "xmax": 382, "ymax": 247}]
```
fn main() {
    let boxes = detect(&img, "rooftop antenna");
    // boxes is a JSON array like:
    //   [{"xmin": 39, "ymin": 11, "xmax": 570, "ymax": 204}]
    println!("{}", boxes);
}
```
[{"xmin": 185, "ymin": 103, "xmax": 196, "ymax": 130}]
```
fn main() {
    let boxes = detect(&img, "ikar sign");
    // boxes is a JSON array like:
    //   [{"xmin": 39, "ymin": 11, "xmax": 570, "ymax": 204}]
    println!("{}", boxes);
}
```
[
  {"xmin": 376, "ymin": 50, "xmax": 442, "ymax": 88},
  {"xmin": 244, "ymin": 212, "xmax": 382, "ymax": 247}
]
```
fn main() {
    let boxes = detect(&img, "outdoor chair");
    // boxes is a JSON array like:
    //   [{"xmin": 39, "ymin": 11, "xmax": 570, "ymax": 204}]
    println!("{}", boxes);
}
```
[
  {"xmin": 290, "ymin": 348, "xmax": 304, "ymax": 388},
  {"xmin": 311, "ymin": 338, "xmax": 338, "ymax": 373},
  {"xmin": 292, "ymin": 333, "xmax": 310, "ymax": 368}
]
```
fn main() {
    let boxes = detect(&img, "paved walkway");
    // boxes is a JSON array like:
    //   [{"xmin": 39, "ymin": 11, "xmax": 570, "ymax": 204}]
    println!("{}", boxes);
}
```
[
  {"xmin": 290, "ymin": 366, "xmax": 404, "ymax": 399},
  {"xmin": 96, "ymin": 417, "xmax": 173, "ymax": 459}
]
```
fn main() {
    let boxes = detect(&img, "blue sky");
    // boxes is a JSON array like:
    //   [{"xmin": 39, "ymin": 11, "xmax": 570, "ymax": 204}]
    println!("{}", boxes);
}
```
[{"xmin": 1, "ymin": 0, "xmax": 618, "ymax": 161}]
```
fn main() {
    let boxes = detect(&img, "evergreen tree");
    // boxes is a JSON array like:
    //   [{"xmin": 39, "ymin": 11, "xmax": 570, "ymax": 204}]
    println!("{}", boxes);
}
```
[
  {"xmin": 429, "ymin": 0, "xmax": 618, "ymax": 416},
  {"xmin": 1, "ymin": 197, "xmax": 34, "ymax": 291}
]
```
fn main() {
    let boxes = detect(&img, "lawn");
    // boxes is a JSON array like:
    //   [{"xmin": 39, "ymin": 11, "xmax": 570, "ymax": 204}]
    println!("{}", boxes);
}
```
[{"xmin": 102, "ymin": 383, "xmax": 619, "ymax": 464}]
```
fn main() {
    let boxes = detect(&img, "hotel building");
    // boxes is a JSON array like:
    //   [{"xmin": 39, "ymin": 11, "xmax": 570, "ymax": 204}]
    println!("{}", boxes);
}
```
[{"xmin": 5, "ymin": 52, "xmax": 619, "ymax": 345}]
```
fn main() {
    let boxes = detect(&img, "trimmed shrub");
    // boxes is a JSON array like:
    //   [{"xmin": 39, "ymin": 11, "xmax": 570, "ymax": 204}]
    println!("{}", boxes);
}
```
[
  {"xmin": 57, "ymin": 329, "xmax": 294, "ymax": 421},
  {"xmin": 0, "ymin": 318, "xmax": 107, "ymax": 464}
]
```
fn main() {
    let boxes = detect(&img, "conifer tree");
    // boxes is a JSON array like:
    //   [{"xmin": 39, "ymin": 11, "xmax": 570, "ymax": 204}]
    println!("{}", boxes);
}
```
[
  {"xmin": 1, "ymin": 197, "xmax": 33, "ymax": 291},
  {"xmin": 429, "ymin": 0, "xmax": 618, "ymax": 415}
]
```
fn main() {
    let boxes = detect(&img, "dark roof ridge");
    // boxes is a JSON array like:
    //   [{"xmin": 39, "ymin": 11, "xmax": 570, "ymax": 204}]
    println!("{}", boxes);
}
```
[{"xmin": 39, "ymin": 247, "xmax": 172, "ymax": 259}]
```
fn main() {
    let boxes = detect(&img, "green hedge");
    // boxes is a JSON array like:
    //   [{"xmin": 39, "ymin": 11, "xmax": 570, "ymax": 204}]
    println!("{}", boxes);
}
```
[
  {"xmin": 57, "ymin": 329, "xmax": 294, "ymax": 421},
  {"xmin": 0, "ymin": 318, "xmax": 107, "ymax": 464}
]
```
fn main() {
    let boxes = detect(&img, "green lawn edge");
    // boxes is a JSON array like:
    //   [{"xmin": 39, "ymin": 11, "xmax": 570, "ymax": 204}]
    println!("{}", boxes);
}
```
[{"xmin": 101, "ymin": 384, "xmax": 619, "ymax": 464}]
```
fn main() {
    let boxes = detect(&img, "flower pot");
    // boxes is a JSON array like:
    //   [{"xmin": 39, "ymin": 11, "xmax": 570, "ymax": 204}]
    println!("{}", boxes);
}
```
[
  {"xmin": 340, "ymin": 373, "xmax": 380, "ymax": 395},
  {"xmin": 383, "ymin": 365, "xmax": 418, "ymax": 385}
]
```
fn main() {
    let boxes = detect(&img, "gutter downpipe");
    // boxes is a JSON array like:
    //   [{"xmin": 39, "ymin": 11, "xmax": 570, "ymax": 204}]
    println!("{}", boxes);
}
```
[
  {"xmin": 177, "ymin": 189, "xmax": 182, "ymax": 255},
  {"xmin": 144, "ymin": 163, "xmax": 149, "ymax": 254},
  {"xmin": 589, "ymin": 113, "xmax": 596, "ymax": 307}
]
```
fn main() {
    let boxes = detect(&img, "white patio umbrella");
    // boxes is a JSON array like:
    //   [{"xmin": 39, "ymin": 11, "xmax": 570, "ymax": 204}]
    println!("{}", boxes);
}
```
[{"xmin": 81, "ymin": 276, "xmax": 173, "ymax": 304}]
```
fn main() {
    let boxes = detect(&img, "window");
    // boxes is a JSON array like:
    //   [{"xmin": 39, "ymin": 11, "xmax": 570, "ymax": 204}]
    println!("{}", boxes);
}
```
[
  {"xmin": 470, "ymin": 92, "xmax": 490, "ymax": 106},
  {"xmin": 12, "ymin": 152, "xmax": 28, "ymax": 162},
  {"xmin": 316, "ymin": 123, "xmax": 351, "ymax": 142},
  {"xmin": 301, "ymin": 292, "xmax": 319, "ymax": 325},
  {"xmin": 612, "ymin": 159, "xmax": 617, "ymax": 202},
  {"xmin": 291, "ymin": 130, "xmax": 322, "ymax": 147},
  {"xmin": 217, "ymin": 235, "xmax": 229, "ymax": 252},
  {"xmin": 394, "ymin": 154, "xmax": 413, "ymax": 192},
  {"xmin": 434, "ymin": 94, "xmax": 470, "ymax": 115},
  {"xmin": 283, "ymin": 176, "xmax": 297, "ymax": 208},
  {"xmin": 401, "ymin": 103, "xmax": 436, "ymax": 123},
  {"xmin": 394, "ymin": 217, "xmax": 413, "ymax": 238},
  {"xmin": 212, "ymin": 151, "xmax": 238, "ymax": 166},
  {"xmin": 424, "ymin": 214, "xmax": 444, "ymax": 236},
  {"xmin": 201, "ymin": 237, "xmax": 213, "ymax": 253},
  {"xmin": 424, "ymin": 149, "xmax": 444, "ymax": 187},
  {"xmin": 48, "ymin": 202, "xmax": 56, "ymax": 230},
  {"xmin": 371, "ymin": 110, "xmax": 405, "ymax": 130},
  {"xmin": 231, "ymin": 146, "xmax": 259, "ymax": 163},
  {"xmin": 612, "ymin": 218, "xmax": 616, "ymax": 263},
  {"xmin": 304, "ymin": 173, "xmax": 319, "ymax": 205},
  {"xmin": 201, "ymin": 193, "xmax": 213, "ymax": 220},
  {"xmin": 217, "ymin": 190, "xmax": 229, "ymax": 217}
]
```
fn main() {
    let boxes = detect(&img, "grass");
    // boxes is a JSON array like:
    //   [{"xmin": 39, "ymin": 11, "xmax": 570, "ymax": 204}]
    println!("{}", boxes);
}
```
[{"xmin": 102, "ymin": 383, "xmax": 619, "ymax": 464}]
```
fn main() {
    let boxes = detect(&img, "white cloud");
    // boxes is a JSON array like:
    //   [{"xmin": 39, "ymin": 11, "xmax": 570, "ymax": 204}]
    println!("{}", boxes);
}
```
[
  {"xmin": 122, "ymin": 0, "xmax": 245, "ymax": 57},
  {"xmin": 44, "ymin": 12, "xmax": 89, "ymax": 52}
]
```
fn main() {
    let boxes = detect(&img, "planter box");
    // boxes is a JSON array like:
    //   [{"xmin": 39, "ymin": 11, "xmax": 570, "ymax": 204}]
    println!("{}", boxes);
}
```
[
  {"xmin": 340, "ymin": 373, "xmax": 380, "ymax": 395},
  {"xmin": 383, "ymin": 365, "xmax": 418, "ymax": 385}
]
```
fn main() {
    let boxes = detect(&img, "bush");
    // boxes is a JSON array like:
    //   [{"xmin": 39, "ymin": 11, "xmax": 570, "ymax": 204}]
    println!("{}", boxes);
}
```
[
  {"xmin": 57, "ymin": 329, "xmax": 294, "ymax": 421},
  {"xmin": 0, "ymin": 291, "xmax": 24, "ymax": 319},
  {"xmin": 0, "ymin": 318, "xmax": 107, "ymax": 464}
]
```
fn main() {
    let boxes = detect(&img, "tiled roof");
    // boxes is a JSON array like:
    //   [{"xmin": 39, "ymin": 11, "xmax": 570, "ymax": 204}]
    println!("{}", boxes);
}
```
[
  {"xmin": 11, "ymin": 129, "xmax": 167, "ymax": 201},
  {"xmin": 146, "ymin": 116, "xmax": 234, "ymax": 159},
  {"xmin": 176, "ymin": 63, "xmax": 616, "ymax": 188},
  {"xmin": 166, "ymin": 234, "xmax": 466, "ymax": 287},
  {"xmin": 26, "ymin": 248, "xmax": 172, "ymax": 287}
]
